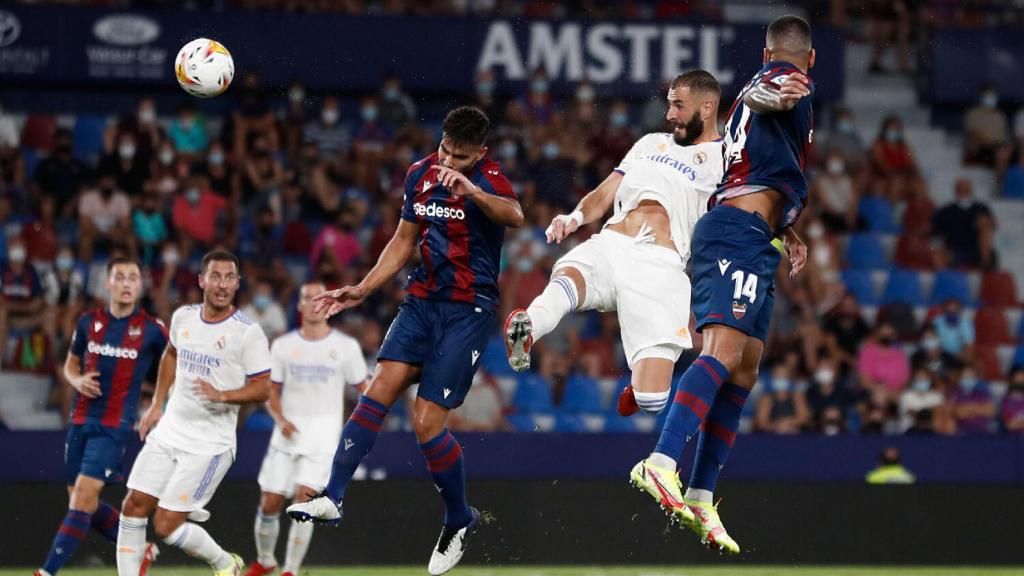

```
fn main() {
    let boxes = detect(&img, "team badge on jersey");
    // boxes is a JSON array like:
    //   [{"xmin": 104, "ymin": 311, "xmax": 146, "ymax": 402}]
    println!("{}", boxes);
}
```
[
  {"xmin": 329, "ymin": 349, "xmax": 338, "ymax": 361},
  {"xmin": 694, "ymin": 151, "xmax": 707, "ymax": 165},
  {"xmin": 731, "ymin": 301, "xmax": 747, "ymax": 320},
  {"xmin": 215, "ymin": 335, "xmax": 227, "ymax": 350},
  {"xmin": 129, "ymin": 325, "xmax": 142, "ymax": 339},
  {"xmin": 94, "ymin": 321, "xmax": 103, "ymax": 333}
]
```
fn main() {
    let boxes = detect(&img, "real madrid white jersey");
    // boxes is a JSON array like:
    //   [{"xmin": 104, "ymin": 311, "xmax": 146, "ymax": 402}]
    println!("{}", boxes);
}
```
[
  {"xmin": 149, "ymin": 304, "xmax": 272, "ymax": 455},
  {"xmin": 269, "ymin": 329, "xmax": 368, "ymax": 456},
  {"xmin": 608, "ymin": 134, "xmax": 725, "ymax": 261}
]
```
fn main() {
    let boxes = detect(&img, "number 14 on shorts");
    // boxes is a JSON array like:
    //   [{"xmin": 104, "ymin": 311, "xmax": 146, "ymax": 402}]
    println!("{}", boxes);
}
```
[{"xmin": 730, "ymin": 270, "xmax": 758, "ymax": 303}]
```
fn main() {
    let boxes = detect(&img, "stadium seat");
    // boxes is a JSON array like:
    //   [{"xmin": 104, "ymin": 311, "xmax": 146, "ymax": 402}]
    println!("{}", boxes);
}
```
[
  {"xmin": 1013, "ymin": 346, "xmax": 1024, "ymax": 371},
  {"xmin": 72, "ymin": 114, "xmax": 107, "ymax": 166},
  {"xmin": 553, "ymin": 414, "xmax": 589, "ymax": 432},
  {"xmin": 881, "ymin": 268, "xmax": 924, "ymax": 306},
  {"xmin": 21, "ymin": 113, "xmax": 56, "ymax": 151},
  {"xmin": 980, "ymin": 271, "xmax": 1018, "ymax": 308},
  {"xmin": 846, "ymin": 233, "xmax": 887, "ymax": 269},
  {"xmin": 603, "ymin": 413, "xmax": 639, "ymax": 433},
  {"xmin": 893, "ymin": 233, "xmax": 935, "ymax": 271},
  {"xmin": 481, "ymin": 335, "xmax": 516, "ymax": 377},
  {"xmin": 840, "ymin": 269, "xmax": 878, "ymax": 305},
  {"xmin": 513, "ymin": 372, "xmax": 553, "ymax": 414},
  {"xmin": 859, "ymin": 196, "xmax": 899, "ymax": 233},
  {"xmin": 901, "ymin": 194, "xmax": 935, "ymax": 235},
  {"xmin": 559, "ymin": 374, "xmax": 605, "ymax": 413},
  {"xmin": 506, "ymin": 414, "xmax": 538, "ymax": 432},
  {"xmin": 976, "ymin": 346, "xmax": 1005, "ymax": 381},
  {"xmin": 930, "ymin": 269, "xmax": 974, "ymax": 306},
  {"xmin": 974, "ymin": 308, "xmax": 1014, "ymax": 345}
]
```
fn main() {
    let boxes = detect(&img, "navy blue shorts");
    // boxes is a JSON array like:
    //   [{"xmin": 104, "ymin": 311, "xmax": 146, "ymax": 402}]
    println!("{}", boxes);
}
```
[
  {"xmin": 65, "ymin": 423, "xmax": 129, "ymax": 485},
  {"xmin": 378, "ymin": 296, "xmax": 495, "ymax": 409},
  {"xmin": 692, "ymin": 205, "xmax": 782, "ymax": 342}
]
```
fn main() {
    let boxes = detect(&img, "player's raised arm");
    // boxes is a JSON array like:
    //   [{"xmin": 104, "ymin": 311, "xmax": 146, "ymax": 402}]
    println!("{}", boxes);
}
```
[
  {"xmin": 432, "ymin": 165, "xmax": 524, "ymax": 227},
  {"xmin": 743, "ymin": 73, "xmax": 811, "ymax": 114},
  {"xmin": 138, "ymin": 343, "xmax": 176, "ymax": 440},
  {"xmin": 546, "ymin": 171, "xmax": 623, "ymax": 244}
]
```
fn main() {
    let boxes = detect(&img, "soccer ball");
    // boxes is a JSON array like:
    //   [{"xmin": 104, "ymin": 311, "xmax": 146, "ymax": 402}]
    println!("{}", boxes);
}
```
[{"xmin": 175, "ymin": 38, "xmax": 235, "ymax": 98}]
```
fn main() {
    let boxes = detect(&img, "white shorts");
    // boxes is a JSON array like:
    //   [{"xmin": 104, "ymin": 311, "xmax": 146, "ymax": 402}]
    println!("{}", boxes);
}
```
[
  {"xmin": 126, "ymin": 436, "xmax": 234, "ymax": 513},
  {"xmin": 554, "ymin": 229, "xmax": 693, "ymax": 368},
  {"xmin": 257, "ymin": 446, "xmax": 332, "ymax": 498}
]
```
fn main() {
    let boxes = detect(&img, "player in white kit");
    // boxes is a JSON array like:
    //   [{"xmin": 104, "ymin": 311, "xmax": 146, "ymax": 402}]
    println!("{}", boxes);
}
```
[
  {"xmin": 116, "ymin": 250, "xmax": 272, "ymax": 576},
  {"xmin": 245, "ymin": 282, "xmax": 368, "ymax": 576},
  {"xmin": 505, "ymin": 70, "xmax": 724, "ymax": 417}
]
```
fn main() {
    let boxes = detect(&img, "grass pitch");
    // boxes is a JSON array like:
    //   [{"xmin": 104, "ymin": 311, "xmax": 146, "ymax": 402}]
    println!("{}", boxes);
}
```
[{"xmin": 4, "ymin": 567, "xmax": 1022, "ymax": 576}]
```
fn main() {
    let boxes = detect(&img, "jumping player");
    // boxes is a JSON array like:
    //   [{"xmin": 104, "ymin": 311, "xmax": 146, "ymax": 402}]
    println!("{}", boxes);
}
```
[
  {"xmin": 36, "ymin": 257, "xmax": 166, "ymax": 576},
  {"xmin": 245, "ymin": 282, "xmax": 368, "ymax": 576},
  {"xmin": 630, "ymin": 15, "xmax": 813, "ymax": 554},
  {"xmin": 116, "ymin": 249, "xmax": 272, "ymax": 576},
  {"xmin": 504, "ymin": 70, "xmax": 724, "ymax": 419},
  {"xmin": 286, "ymin": 106, "xmax": 523, "ymax": 575}
]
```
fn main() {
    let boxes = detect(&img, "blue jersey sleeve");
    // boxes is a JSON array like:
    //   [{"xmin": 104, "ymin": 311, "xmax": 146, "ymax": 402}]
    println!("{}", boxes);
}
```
[
  {"xmin": 70, "ymin": 312, "xmax": 90, "ymax": 358},
  {"xmin": 401, "ymin": 160, "xmax": 426, "ymax": 223}
]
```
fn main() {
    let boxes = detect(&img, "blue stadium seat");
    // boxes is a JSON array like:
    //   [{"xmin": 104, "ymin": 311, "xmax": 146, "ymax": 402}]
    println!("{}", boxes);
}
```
[
  {"xmin": 480, "ymin": 335, "xmax": 515, "ymax": 377},
  {"xmin": 72, "ymin": 114, "xmax": 108, "ymax": 166},
  {"xmin": 513, "ymin": 372, "xmax": 553, "ymax": 414},
  {"xmin": 859, "ymin": 196, "xmax": 899, "ymax": 233},
  {"xmin": 841, "ymin": 269, "xmax": 878, "ymax": 305},
  {"xmin": 846, "ymin": 233, "xmax": 887, "ymax": 269},
  {"xmin": 554, "ymin": 414, "xmax": 589, "ymax": 432},
  {"xmin": 930, "ymin": 269, "xmax": 974, "ymax": 306},
  {"xmin": 603, "ymin": 413, "xmax": 639, "ymax": 432},
  {"xmin": 881, "ymin": 268, "xmax": 924, "ymax": 306},
  {"xmin": 1013, "ymin": 346, "xmax": 1024, "ymax": 371},
  {"xmin": 559, "ymin": 374, "xmax": 605, "ymax": 413},
  {"xmin": 506, "ymin": 414, "xmax": 537, "ymax": 432}
]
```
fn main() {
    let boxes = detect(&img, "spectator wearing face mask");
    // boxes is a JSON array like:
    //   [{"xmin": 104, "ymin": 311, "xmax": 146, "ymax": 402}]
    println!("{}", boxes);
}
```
[
  {"xmin": 352, "ymin": 95, "xmax": 392, "ymax": 191},
  {"xmin": 98, "ymin": 132, "xmax": 151, "ymax": 197},
  {"xmin": 379, "ymin": 75, "xmax": 418, "ymax": 133},
  {"xmin": 857, "ymin": 321, "xmax": 911, "ymax": 405},
  {"xmin": 0, "ymin": 237, "xmax": 45, "ymax": 366},
  {"xmin": 870, "ymin": 115, "xmax": 919, "ymax": 202},
  {"xmin": 898, "ymin": 368, "xmax": 945, "ymax": 433},
  {"xmin": 952, "ymin": 367, "xmax": 996, "ymax": 434},
  {"xmin": 168, "ymin": 102, "xmax": 208, "ymax": 157},
  {"xmin": 78, "ymin": 174, "xmax": 134, "ymax": 262},
  {"xmin": 1000, "ymin": 367, "xmax": 1024, "ymax": 433},
  {"xmin": 823, "ymin": 293, "xmax": 871, "ymax": 367},
  {"xmin": 470, "ymin": 69, "xmax": 504, "ymax": 127},
  {"xmin": 518, "ymin": 68, "xmax": 556, "ymax": 125},
  {"xmin": 754, "ymin": 364, "xmax": 811, "ymax": 434},
  {"xmin": 23, "ymin": 194, "xmax": 58, "ymax": 267},
  {"xmin": 931, "ymin": 178, "xmax": 996, "ymax": 269},
  {"xmin": 241, "ymin": 279, "xmax": 288, "ymax": 340},
  {"xmin": 310, "ymin": 207, "xmax": 362, "ymax": 272},
  {"xmin": 931, "ymin": 298, "xmax": 974, "ymax": 362},
  {"xmin": 203, "ymin": 141, "xmax": 240, "ymax": 202},
  {"xmin": 805, "ymin": 356, "xmax": 855, "ymax": 431},
  {"xmin": 105, "ymin": 97, "xmax": 163, "ymax": 164},
  {"xmin": 825, "ymin": 108, "xmax": 867, "ymax": 173},
  {"xmin": 910, "ymin": 325, "xmax": 961, "ymax": 375},
  {"xmin": 964, "ymin": 83, "xmax": 1010, "ymax": 168},
  {"xmin": 304, "ymin": 96, "xmax": 351, "ymax": 160},
  {"xmin": 811, "ymin": 151, "xmax": 859, "ymax": 231},
  {"xmin": 529, "ymin": 135, "xmax": 576, "ymax": 212},
  {"xmin": 132, "ymin": 193, "xmax": 169, "ymax": 266},
  {"xmin": 171, "ymin": 175, "xmax": 227, "ymax": 254}
]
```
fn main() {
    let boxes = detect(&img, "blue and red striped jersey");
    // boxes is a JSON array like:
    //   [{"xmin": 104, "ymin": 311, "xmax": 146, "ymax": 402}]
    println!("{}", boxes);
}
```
[
  {"xmin": 715, "ymin": 60, "xmax": 815, "ymax": 230},
  {"xmin": 400, "ymin": 153, "xmax": 517, "ymax": 311},
  {"xmin": 69, "ymin": 307, "xmax": 168, "ymax": 429}
]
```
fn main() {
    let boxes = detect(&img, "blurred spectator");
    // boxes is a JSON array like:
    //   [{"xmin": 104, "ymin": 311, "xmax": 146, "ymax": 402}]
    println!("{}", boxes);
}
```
[
  {"xmin": 910, "ymin": 324, "xmax": 961, "ymax": 375},
  {"xmin": 99, "ymin": 132, "xmax": 151, "ymax": 197},
  {"xmin": 280, "ymin": 81, "xmax": 310, "ymax": 161},
  {"xmin": 304, "ymin": 96, "xmax": 351, "ymax": 160},
  {"xmin": 1000, "ymin": 367, "xmax": 1024, "ymax": 433},
  {"xmin": 529, "ymin": 135, "xmax": 576, "ymax": 211},
  {"xmin": 0, "ymin": 236, "xmax": 45, "ymax": 364},
  {"xmin": 865, "ymin": 447, "xmax": 915, "ymax": 484},
  {"xmin": 801, "ymin": 218, "xmax": 845, "ymax": 311},
  {"xmin": 952, "ymin": 366, "xmax": 996, "ymax": 434},
  {"xmin": 105, "ymin": 97, "xmax": 163, "ymax": 164},
  {"xmin": 930, "ymin": 178, "xmax": 995, "ymax": 268},
  {"xmin": 0, "ymin": 99, "xmax": 17, "ymax": 150},
  {"xmin": 898, "ymin": 368, "xmax": 945, "ymax": 432},
  {"xmin": 870, "ymin": 116, "xmax": 918, "ymax": 200},
  {"xmin": 866, "ymin": 1, "xmax": 911, "ymax": 74},
  {"xmin": 379, "ymin": 75, "xmax": 418, "ymax": 132},
  {"xmin": 32, "ymin": 129, "xmax": 86, "ymax": 214},
  {"xmin": 810, "ymin": 151, "xmax": 858, "ymax": 231},
  {"xmin": 310, "ymin": 207, "xmax": 362, "ymax": 271},
  {"xmin": 203, "ymin": 141, "xmax": 240, "ymax": 202},
  {"xmin": 241, "ymin": 137, "xmax": 286, "ymax": 216},
  {"xmin": 78, "ymin": 174, "xmax": 133, "ymax": 262},
  {"xmin": 963, "ymin": 83, "xmax": 1010, "ymax": 168},
  {"xmin": 41, "ymin": 245, "xmax": 86, "ymax": 343},
  {"xmin": 857, "ymin": 321, "xmax": 911, "ymax": 404},
  {"xmin": 517, "ymin": 68, "xmax": 557, "ymax": 126},
  {"xmin": 172, "ymin": 175, "xmax": 227, "ymax": 254},
  {"xmin": 233, "ymin": 72, "xmax": 279, "ymax": 157},
  {"xmin": 754, "ymin": 364, "xmax": 811, "ymax": 434},
  {"xmin": 448, "ymin": 371, "xmax": 509, "ymax": 432},
  {"xmin": 825, "ymin": 108, "xmax": 867, "ymax": 174},
  {"xmin": 168, "ymin": 102, "xmax": 208, "ymax": 157},
  {"xmin": 805, "ymin": 356, "xmax": 855, "ymax": 432},
  {"xmin": 823, "ymin": 293, "xmax": 871, "ymax": 368},
  {"xmin": 23, "ymin": 195, "xmax": 58, "ymax": 267},
  {"xmin": 241, "ymin": 279, "xmax": 288, "ymax": 340},
  {"xmin": 931, "ymin": 298, "xmax": 974, "ymax": 362},
  {"xmin": 470, "ymin": 68, "xmax": 504, "ymax": 127},
  {"xmin": 132, "ymin": 193, "xmax": 169, "ymax": 266}
]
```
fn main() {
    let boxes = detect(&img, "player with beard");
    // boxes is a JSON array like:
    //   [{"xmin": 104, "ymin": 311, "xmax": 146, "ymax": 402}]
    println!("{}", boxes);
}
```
[{"xmin": 505, "ymin": 70, "xmax": 724, "ymax": 420}]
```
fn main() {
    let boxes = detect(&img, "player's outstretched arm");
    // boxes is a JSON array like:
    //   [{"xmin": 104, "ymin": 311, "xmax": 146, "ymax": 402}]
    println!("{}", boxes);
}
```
[
  {"xmin": 139, "ymin": 344, "xmax": 176, "ymax": 440},
  {"xmin": 547, "ymin": 171, "xmax": 623, "ymax": 244},
  {"xmin": 431, "ymin": 165, "xmax": 525, "ymax": 227},
  {"xmin": 313, "ymin": 219, "xmax": 420, "ymax": 317},
  {"xmin": 194, "ymin": 372, "xmax": 271, "ymax": 405},
  {"xmin": 744, "ymin": 72, "xmax": 811, "ymax": 114}
]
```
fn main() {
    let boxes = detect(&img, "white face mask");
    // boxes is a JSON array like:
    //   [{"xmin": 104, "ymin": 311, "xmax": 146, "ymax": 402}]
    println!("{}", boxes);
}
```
[
  {"xmin": 912, "ymin": 379, "xmax": 931, "ymax": 392},
  {"xmin": 8, "ymin": 246, "xmax": 26, "ymax": 263},
  {"xmin": 162, "ymin": 250, "xmax": 179, "ymax": 265},
  {"xmin": 815, "ymin": 369, "xmax": 834, "ymax": 385},
  {"xmin": 322, "ymin": 109, "xmax": 339, "ymax": 125},
  {"xmin": 827, "ymin": 158, "xmax": 844, "ymax": 175},
  {"xmin": 138, "ymin": 108, "xmax": 156, "ymax": 124},
  {"xmin": 119, "ymin": 143, "xmax": 136, "ymax": 160},
  {"xmin": 159, "ymin": 149, "xmax": 174, "ymax": 166}
]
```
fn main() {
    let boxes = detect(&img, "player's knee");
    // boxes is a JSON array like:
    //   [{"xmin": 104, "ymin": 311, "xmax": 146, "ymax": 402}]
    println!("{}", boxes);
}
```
[
  {"xmin": 731, "ymin": 367, "xmax": 759, "ymax": 389},
  {"xmin": 260, "ymin": 494, "xmax": 284, "ymax": 515},
  {"xmin": 69, "ymin": 488, "xmax": 100, "ymax": 513},
  {"xmin": 633, "ymin": 389, "xmax": 671, "ymax": 414},
  {"xmin": 152, "ymin": 512, "xmax": 184, "ymax": 541}
]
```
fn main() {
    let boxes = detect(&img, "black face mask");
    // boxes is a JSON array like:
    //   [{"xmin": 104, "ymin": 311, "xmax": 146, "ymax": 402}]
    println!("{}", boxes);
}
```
[
  {"xmin": 879, "ymin": 336, "xmax": 893, "ymax": 346},
  {"xmin": 673, "ymin": 109, "xmax": 704, "ymax": 147}
]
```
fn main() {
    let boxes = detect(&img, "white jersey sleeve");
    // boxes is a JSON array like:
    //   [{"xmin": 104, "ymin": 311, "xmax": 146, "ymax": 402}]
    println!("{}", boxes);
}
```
[
  {"xmin": 614, "ymin": 134, "xmax": 656, "ymax": 174},
  {"xmin": 341, "ymin": 338, "xmax": 369, "ymax": 386},
  {"xmin": 242, "ymin": 323, "xmax": 272, "ymax": 378},
  {"xmin": 269, "ymin": 337, "xmax": 285, "ymax": 384}
]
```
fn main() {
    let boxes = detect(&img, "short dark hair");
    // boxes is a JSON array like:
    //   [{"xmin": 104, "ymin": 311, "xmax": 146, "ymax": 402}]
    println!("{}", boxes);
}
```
[
  {"xmin": 106, "ymin": 256, "xmax": 141, "ymax": 276},
  {"xmin": 766, "ymin": 15, "xmax": 812, "ymax": 54},
  {"xmin": 200, "ymin": 248, "xmax": 239, "ymax": 274},
  {"xmin": 671, "ymin": 70, "xmax": 721, "ymax": 100},
  {"xmin": 442, "ymin": 106, "xmax": 491, "ymax": 147}
]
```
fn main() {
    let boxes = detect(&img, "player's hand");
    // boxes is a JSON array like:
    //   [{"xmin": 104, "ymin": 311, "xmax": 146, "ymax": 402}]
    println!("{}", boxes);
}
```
[
  {"xmin": 313, "ymin": 285, "xmax": 368, "ymax": 317},
  {"xmin": 430, "ymin": 165, "xmax": 479, "ymax": 198},
  {"xmin": 277, "ymin": 418, "xmax": 299, "ymax": 439},
  {"xmin": 71, "ymin": 371, "xmax": 103, "ymax": 398},
  {"xmin": 779, "ymin": 72, "xmax": 811, "ymax": 109},
  {"xmin": 192, "ymin": 378, "xmax": 226, "ymax": 404},
  {"xmin": 784, "ymin": 230, "xmax": 808, "ymax": 278},
  {"xmin": 545, "ymin": 212, "xmax": 583, "ymax": 244},
  {"xmin": 138, "ymin": 405, "xmax": 163, "ymax": 440}
]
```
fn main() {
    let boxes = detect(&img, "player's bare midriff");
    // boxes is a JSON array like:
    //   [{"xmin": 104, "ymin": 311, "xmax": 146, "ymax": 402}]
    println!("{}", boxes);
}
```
[
  {"xmin": 605, "ymin": 199, "xmax": 675, "ymax": 250},
  {"xmin": 722, "ymin": 189, "xmax": 782, "ymax": 232}
]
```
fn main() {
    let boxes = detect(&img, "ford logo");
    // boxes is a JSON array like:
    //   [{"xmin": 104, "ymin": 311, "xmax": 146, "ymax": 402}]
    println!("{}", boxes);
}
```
[
  {"xmin": 93, "ymin": 14, "xmax": 160, "ymax": 46},
  {"xmin": 0, "ymin": 10, "xmax": 21, "ymax": 48}
]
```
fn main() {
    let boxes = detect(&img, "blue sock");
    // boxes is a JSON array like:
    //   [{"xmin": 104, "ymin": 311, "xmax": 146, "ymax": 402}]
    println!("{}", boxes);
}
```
[
  {"xmin": 42, "ymin": 509, "xmax": 92, "ymax": 574},
  {"xmin": 420, "ymin": 429, "xmax": 472, "ymax": 529},
  {"xmin": 653, "ymin": 355, "xmax": 729, "ymax": 461},
  {"xmin": 90, "ymin": 501, "xmax": 119, "ymax": 542},
  {"xmin": 325, "ymin": 396, "xmax": 389, "ymax": 502},
  {"xmin": 689, "ymin": 383, "xmax": 750, "ymax": 491}
]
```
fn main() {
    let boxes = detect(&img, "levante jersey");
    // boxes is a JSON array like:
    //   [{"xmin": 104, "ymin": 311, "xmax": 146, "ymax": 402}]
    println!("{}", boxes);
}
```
[
  {"xmin": 69, "ymin": 307, "xmax": 168, "ymax": 429},
  {"xmin": 715, "ymin": 60, "xmax": 815, "ymax": 230},
  {"xmin": 401, "ymin": 153, "xmax": 517, "ymax": 311}
]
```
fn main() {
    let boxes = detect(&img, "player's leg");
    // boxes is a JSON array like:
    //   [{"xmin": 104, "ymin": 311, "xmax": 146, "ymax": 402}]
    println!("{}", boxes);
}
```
[
  {"xmin": 249, "ymin": 447, "xmax": 293, "ymax": 575},
  {"xmin": 505, "ymin": 266, "xmax": 585, "ymax": 372},
  {"xmin": 38, "ymin": 478, "xmax": 100, "ymax": 576},
  {"xmin": 281, "ymin": 484, "xmax": 320, "ymax": 576},
  {"xmin": 118, "ymin": 489, "xmax": 159, "ymax": 576},
  {"xmin": 152, "ymin": 508, "xmax": 239, "ymax": 574}
]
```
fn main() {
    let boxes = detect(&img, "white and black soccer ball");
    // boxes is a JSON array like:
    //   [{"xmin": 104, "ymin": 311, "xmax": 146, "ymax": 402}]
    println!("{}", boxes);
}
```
[{"xmin": 175, "ymin": 38, "xmax": 234, "ymax": 98}]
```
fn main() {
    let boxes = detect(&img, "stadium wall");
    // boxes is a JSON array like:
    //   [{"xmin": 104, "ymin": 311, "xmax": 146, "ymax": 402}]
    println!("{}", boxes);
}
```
[{"xmin": 6, "ymin": 480, "xmax": 1023, "ymax": 567}]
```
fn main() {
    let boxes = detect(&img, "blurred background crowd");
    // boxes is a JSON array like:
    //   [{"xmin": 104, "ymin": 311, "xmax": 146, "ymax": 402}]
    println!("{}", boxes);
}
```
[{"xmin": 3, "ymin": 0, "xmax": 1024, "ymax": 437}]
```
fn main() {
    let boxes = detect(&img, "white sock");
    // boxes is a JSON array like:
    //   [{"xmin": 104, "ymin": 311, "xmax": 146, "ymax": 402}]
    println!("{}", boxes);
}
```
[
  {"xmin": 647, "ymin": 452, "xmax": 677, "ymax": 471},
  {"xmin": 283, "ymin": 519, "xmax": 315, "ymax": 574},
  {"xmin": 684, "ymin": 488, "xmax": 714, "ymax": 504},
  {"xmin": 526, "ymin": 276, "xmax": 579, "ymax": 341},
  {"xmin": 255, "ymin": 509, "xmax": 280, "ymax": 567},
  {"xmin": 164, "ymin": 522, "xmax": 233, "ymax": 570},
  {"xmin": 116, "ymin": 516, "xmax": 148, "ymax": 576},
  {"xmin": 634, "ymin": 390, "xmax": 670, "ymax": 414}
]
